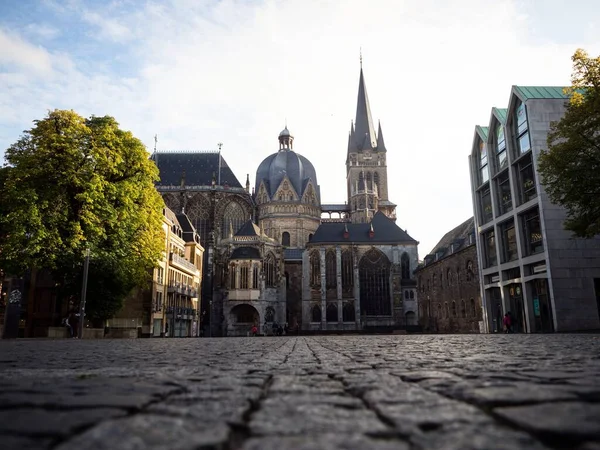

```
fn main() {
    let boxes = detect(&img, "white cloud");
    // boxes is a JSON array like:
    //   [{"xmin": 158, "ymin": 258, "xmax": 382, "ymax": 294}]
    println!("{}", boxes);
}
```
[
  {"xmin": 0, "ymin": 28, "xmax": 54, "ymax": 75},
  {"xmin": 25, "ymin": 23, "xmax": 60, "ymax": 39},
  {"xmin": 2, "ymin": 0, "xmax": 600, "ymax": 254}
]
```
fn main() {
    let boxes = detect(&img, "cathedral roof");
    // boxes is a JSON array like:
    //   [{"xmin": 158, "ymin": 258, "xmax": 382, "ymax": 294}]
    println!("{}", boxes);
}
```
[
  {"xmin": 235, "ymin": 220, "xmax": 261, "ymax": 237},
  {"xmin": 309, "ymin": 212, "xmax": 417, "ymax": 244},
  {"xmin": 255, "ymin": 145, "xmax": 319, "ymax": 200},
  {"xmin": 151, "ymin": 152, "xmax": 243, "ymax": 189},
  {"xmin": 230, "ymin": 246, "xmax": 261, "ymax": 260}
]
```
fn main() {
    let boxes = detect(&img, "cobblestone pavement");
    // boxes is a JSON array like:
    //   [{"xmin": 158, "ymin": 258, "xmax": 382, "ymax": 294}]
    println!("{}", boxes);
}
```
[{"xmin": 0, "ymin": 335, "xmax": 599, "ymax": 450}]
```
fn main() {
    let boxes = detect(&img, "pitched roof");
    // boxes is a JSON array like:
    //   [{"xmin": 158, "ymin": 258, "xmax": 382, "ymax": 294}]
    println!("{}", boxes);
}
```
[
  {"xmin": 475, "ymin": 126, "xmax": 488, "ymax": 140},
  {"xmin": 175, "ymin": 213, "xmax": 199, "ymax": 244},
  {"xmin": 284, "ymin": 248, "xmax": 303, "ymax": 261},
  {"xmin": 235, "ymin": 220, "xmax": 261, "ymax": 237},
  {"xmin": 514, "ymin": 86, "xmax": 569, "ymax": 100},
  {"xmin": 309, "ymin": 211, "xmax": 417, "ymax": 244},
  {"xmin": 492, "ymin": 107, "xmax": 508, "ymax": 124},
  {"xmin": 427, "ymin": 217, "xmax": 475, "ymax": 257},
  {"xmin": 151, "ymin": 152, "xmax": 243, "ymax": 188},
  {"xmin": 230, "ymin": 246, "xmax": 261, "ymax": 260},
  {"xmin": 353, "ymin": 68, "xmax": 377, "ymax": 151}
]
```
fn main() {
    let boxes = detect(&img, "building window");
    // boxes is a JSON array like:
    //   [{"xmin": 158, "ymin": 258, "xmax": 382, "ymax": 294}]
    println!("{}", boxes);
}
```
[
  {"xmin": 325, "ymin": 251, "xmax": 336, "ymax": 289},
  {"xmin": 265, "ymin": 307, "xmax": 274, "ymax": 323},
  {"xmin": 359, "ymin": 249, "xmax": 391, "ymax": 316},
  {"xmin": 479, "ymin": 186, "xmax": 493, "ymax": 224},
  {"xmin": 461, "ymin": 300, "xmax": 466, "ymax": 318},
  {"xmin": 326, "ymin": 303, "xmax": 338, "ymax": 322},
  {"xmin": 470, "ymin": 298, "xmax": 477, "ymax": 318},
  {"xmin": 374, "ymin": 172, "xmax": 380, "ymax": 194},
  {"xmin": 514, "ymin": 101, "xmax": 531, "ymax": 155},
  {"xmin": 447, "ymin": 269, "xmax": 452, "ymax": 287},
  {"xmin": 483, "ymin": 229, "xmax": 497, "ymax": 268},
  {"xmin": 343, "ymin": 303, "xmax": 355, "ymax": 322},
  {"xmin": 240, "ymin": 265, "xmax": 249, "ymax": 289},
  {"xmin": 496, "ymin": 170, "xmax": 512, "ymax": 215},
  {"xmin": 311, "ymin": 305, "xmax": 321, "ymax": 322},
  {"xmin": 522, "ymin": 208, "xmax": 544, "ymax": 256},
  {"xmin": 404, "ymin": 290, "xmax": 409, "ymax": 299},
  {"xmin": 310, "ymin": 251, "xmax": 320, "ymax": 287},
  {"xmin": 221, "ymin": 201, "xmax": 246, "ymax": 238},
  {"xmin": 517, "ymin": 153, "xmax": 536, "ymax": 204},
  {"xmin": 466, "ymin": 261, "xmax": 474, "ymax": 282},
  {"xmin": 253, "ymin": 266, "xmax": 259, "ymax": 289},
  {"xmin": 479, "ymin": 141, "xmax": 489, "ymax": 185},
  {"xmin": 308, "ymin": 233, "xmax": 313, "ymax": 242},
  {"xmin": 282, "ymin": 232, "xmax": 290, "ymax": 247},
  {"xmin": 401, "ymin": 253, "xmax": 410, "ymax": 279},
  {"xmin": 495, "ymin": 123, "xmax": 507, "ymax": 172},
  {"xmin": 265, "ymin": 253, "xmax": 276, "ymax": 287},
  {"xmin": 451, "ymin": 301, "xmax": 457, "ymax": 317},
  {"xmin": 341, "ymin": 250, "xmax": 353, "ymax": 291},
  {"xmin": 230, "ymin": 264, "xmax": 237, "ymax": 289},
  {"xmin": 409, "ymin": 291, "xmax": 414, "ymax": 299},
  {"xmin": 500, "ymin": 220, "xmax": 518, "ymax": 263}
]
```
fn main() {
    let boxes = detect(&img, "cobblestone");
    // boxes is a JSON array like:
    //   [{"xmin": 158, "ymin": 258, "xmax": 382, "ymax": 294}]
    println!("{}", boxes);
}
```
[{"xmin": 0, "ymin": 334, "xmax": 599, "ymax": 449}]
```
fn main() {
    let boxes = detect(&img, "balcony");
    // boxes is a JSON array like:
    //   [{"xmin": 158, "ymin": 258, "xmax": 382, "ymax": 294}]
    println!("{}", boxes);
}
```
[{"xmin": 169, "ymin": 252, "xmax": 198, "ymax": 274}]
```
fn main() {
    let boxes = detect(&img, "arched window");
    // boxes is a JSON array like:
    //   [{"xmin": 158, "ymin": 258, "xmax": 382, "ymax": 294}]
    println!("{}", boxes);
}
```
[
  {"xmin": 252, "ymin": 266, "xmax": 259, "ymax": 289},
  {"xmin": 409, "ymin": 291, "xmax": 414, "ymax": 299},
  {"xmin": 230, "ymin": 264, "xmax": 237, "ymax": 289},
  {"xmin": 447, "ymin": 269, "xmax": 453, "ymax": 286},
  {"xmin": 466, "ymin": 261, "xmax": 474, "ymax": 282},
  {"xmin": 311, "ymin": 305, "xmax": 321, "ymax": 322},
  {"xmin": 221, "ymin": 201, "xmax": 246, "ymax": 238},
  {"xmin": 374, "ymin": 172, "xmax": 380, "ymax": 194},
  {"xmin": 451, "ymin": 301, "xmax": 457, "ymax": 317},
  {"xmin": 265, "ymin": 307, "xmax": 275, "ymax": 323},
  {"xmin": 325, "ymin": 251, "xmax": 336, "ymax": 289},
  {"xmin": 343, "ymin": 303, "xmax": 355, "ymax": 322},
  {"xmin": 240, "ymin": 265, "xmax": 249, "ymax": 289},
  {"xmin": 445, "ymin": 302, "xmax": 450, "ymax": 318},
  {"xmin": 401, "ymin": 253, "xmax": 410, "ymax": 279},
  {"xmin": 461, "ymin": 299, "xmax": 466, "ymax": 318},
  {"xmin": 265, "ymin": 253, "xmax": 276, "ymax": 287},
  {"xmin": 405, "ymin": 311, "xmax": 417, "ymax": 326},
  {"xmin": 341, "ymin": 250, "xmax": 353, "ymax": 292},
  {"xmin": 359, "ymin": 249, "xmax": 391, "ymax": 315},
  {"xmin": 366, "ymin": 172, "xmax": 372, "ymax": 191},
  {"xmin": 310, "ymin": 251, "xmax": 320, "ymax": 287},
  {"xmin": 326, "ymin": 303, "xmax": 338, "ymax": 322},
  {"xmin": 404, "ymin": 290, "xmax": 409, "ymax": 299},
  {"xmin": 470, "ymin": 298, "xmax": 477, "ymax": 317},
  {"xmin": 282, "ymin": 232, "xmax": 290, "ymax": 247}
]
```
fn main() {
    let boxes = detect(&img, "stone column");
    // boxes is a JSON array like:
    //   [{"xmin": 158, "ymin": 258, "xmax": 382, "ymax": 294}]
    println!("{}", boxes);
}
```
[
  {"xmin": 336, "ymin": 246, "xmax": 342, "ymax": 323},
  {"xmin": 320, "ymin": 247, "xmax": 326, "ymax": 328}
]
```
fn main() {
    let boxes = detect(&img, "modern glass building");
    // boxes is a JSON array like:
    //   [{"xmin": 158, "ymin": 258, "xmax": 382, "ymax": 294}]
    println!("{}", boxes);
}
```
[{"xmin": 469, "ymin": 86, "xmax": 600, "ymax": 333}]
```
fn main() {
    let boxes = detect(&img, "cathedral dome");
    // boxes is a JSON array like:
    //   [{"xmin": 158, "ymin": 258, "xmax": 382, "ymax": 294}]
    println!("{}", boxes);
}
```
[{"xmin": 255, "ymin": 128, "xmax": 319, "ymax": 201}]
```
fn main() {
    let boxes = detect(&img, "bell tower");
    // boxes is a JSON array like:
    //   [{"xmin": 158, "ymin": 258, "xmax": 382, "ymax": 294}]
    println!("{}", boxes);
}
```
[{"xmin": 346, "ymin": 64, "xmax": 396, "ymax": 223}]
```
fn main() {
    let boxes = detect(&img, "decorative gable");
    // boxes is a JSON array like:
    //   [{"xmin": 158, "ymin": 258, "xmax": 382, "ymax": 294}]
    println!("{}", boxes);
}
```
[
  {"xmin": 301, "ymin": 179, "xmax": 318, "ymax": 205},
  {"xmin": 256, "ymin": 180, "xmax": 271, "ymax": 205},
  {"xmin": 272, "ymin": 175, "xmax": 300, "ymax": 202}
]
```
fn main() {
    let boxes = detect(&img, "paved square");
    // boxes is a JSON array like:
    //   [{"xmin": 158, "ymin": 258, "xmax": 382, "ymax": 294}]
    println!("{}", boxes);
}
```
[{"xmin": 0, "ymin": 335, "xmax": 599, "ymax": 449}]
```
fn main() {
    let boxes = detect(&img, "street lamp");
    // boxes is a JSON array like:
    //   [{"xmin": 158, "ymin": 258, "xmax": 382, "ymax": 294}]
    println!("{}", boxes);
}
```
[{"xmin": 78, "ymin": 247, "xmax": 90, "ymax": 339}]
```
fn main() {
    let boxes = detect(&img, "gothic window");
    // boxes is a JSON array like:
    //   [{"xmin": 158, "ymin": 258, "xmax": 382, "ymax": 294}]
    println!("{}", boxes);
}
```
[
  {"xmin": 252, "ymin": 266, "xmax": 259, "ymax": 289},
  {"xmin": 282, "ymin": 232, "xmax": 290, "ymax": 247},
  {"xmin": 230, "ymin": 264, "xmax": 237, "ymax": 289},
  {"xmin": 466, "ymin": 261, "xmax": 474, "ymax": 282},
  {"xmin": 265, "ymin": 307, "xmax": 275, "ymax": 323},
  {"xmin": 366, "ymin": 172, "xmax": 372, "ymax": 191},
  {"xmin": 186, "ymin": 196, "xmax": 211, "ymax": 247},
  {"xmin": 308, "ymin": 233, "xmax": 314, "ymax": 242},
  {"xmin": 240, "ymin": 265, "xmax": 249, "ymax": 289},
  {"xmin": 221, "ymin": 201, "xmax": 246, "ymax": 238},
  {"xmin": 265, "ymin": 253, "xmax": 276, "ymax": 287},
  {"xmin": 343, "ymin": 303, "xmax": 355, "ymax": 322},
  {"xmin": 325, "ymin": 251, "xmax": 336, "ymax": 289},
  {"xmin": 452, "ymin": 301, "xmax": 457, "ymax": 317},
  {"xmin": 326, "ymin": 303, "xmax": 338, "ymax": 322},
  {"xmin": 401, "ymin": 253, "xmax": 410, "ymax": 279},
  {"xmin": 341, "ymin": 250, "xmax": 353, "ymax": 291},
  {"xmin": 447, "ymin": 269, "xmax": 452, "ymax": 287},
  {"xmin": 445, "ymin": 302, "xmax": 450, "ymax": 318},
  {"xmin": 461, "ymin": 299, "xmax": 466, "ymax": 318},
  {"xmin": 410, "ymin": 291, "xmax": 414, "ymax": 299},
  {"xmin": 358, "ymin": 172, "xmax": 365, "ymax": 191},
  {"xmin": 310, "ymin": 251, "xmax": 320, "ymax": 287},
  {"xmin": 437, "ymin": 303, "xmax": 442, "ymax": 318},
  {"xmin": 359, "ymin": 249, "xmax": 391, "ymax": 316},
  {"xmin": 374, "ymin": 172, "xmax": 380, "ymax": 194},
  {"xmin": 311, "ymin": 305, "xmax": 321, "ymax": 322}
]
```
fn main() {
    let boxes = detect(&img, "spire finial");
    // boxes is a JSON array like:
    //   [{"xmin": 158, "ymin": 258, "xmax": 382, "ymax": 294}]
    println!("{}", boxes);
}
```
[
  {"xmin": 360, "ymin": 47, "xmax": 362, "ymax": 69},
  {"xmin": 153, "ymin": 134, "xmax": 157, "ymax": 154}
]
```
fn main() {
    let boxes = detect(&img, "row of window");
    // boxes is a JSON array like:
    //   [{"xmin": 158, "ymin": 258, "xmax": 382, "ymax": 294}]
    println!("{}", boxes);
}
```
[
  {"xmin": 310, "ymin": 303, "xmax": 356, "ymax": 323},
  {"xmin": 482, "ymin": 207, "xmax": 543, "ymax": 268},
  {"xmin": 419, "ymin": 260, "xmax": 475, "ymax": 293}
]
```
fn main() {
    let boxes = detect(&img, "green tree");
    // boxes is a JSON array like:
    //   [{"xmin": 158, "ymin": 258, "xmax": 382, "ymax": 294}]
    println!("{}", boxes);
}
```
[
  {"xmin": 0, "ymin": 110, "xmax": 165, "ymax": 321},
  {"xmin": 538, "ymin": 49, "xmax": 600, "ymax": 237}
]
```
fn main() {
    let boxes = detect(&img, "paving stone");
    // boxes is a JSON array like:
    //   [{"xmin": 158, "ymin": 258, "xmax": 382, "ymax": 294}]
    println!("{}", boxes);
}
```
[
  {"xmin": 495, "ymin": 402, "xmax": 600, "ymax": 439},
  {"xmin": 450, "ymin": 383, "xmax": 579, "ymax": 406},
  {"xmin": 0, "ymin": 435, "xmax": 53, "ymax": 450},
  {"xmin": 241, "ymin": 433, "xmax": 410, "ymax": 450}
]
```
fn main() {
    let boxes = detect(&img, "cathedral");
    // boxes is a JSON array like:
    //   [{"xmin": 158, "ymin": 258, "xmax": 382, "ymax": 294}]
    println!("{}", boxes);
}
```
[{"xmin": 153, "ymin": 65, "xmax": 420, "ymax": 336}]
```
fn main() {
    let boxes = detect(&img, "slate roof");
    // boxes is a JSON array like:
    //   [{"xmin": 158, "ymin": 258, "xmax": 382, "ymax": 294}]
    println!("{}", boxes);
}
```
[
  {"xmin": 309, "ymin": 211, "xmax": 417, "ymax": 244},
  {"xmin": 284, "ymin": 248, "xmax": 304, "ymax": 261},
  {"xmin": 230, "ymin": 246, "xmax": 261, "ymax": 260},
  {"xmin": 151, "ymin": 152, "xmax": 243, "ymax": 189},
  {"xmin": 235, "ymin": 220, "xmax": 261, "ymax": 237},
  {"xmin": 255, "ymin": 149, "xmax": 319, "ymax": 199},
  {"xmin": 426, "ymin": 217, "xmax": 475, "ymax": 259},
  {"xmin": 514, "ymin": 86, "xmax": 569, "ymax": 100},
  {"xmin": 175, "ymin": 213, "xmax": 199, "ymax": 244},
  {"xmin": 492, "ymin": 107, "xmax": 507, "ymax": 124}
]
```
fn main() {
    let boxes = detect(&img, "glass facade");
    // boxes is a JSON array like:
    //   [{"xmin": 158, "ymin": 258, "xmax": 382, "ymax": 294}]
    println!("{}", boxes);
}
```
[
  {"xmin": 483, "ymin": 229, "xmax": 497, "ymax": 268},
  {"xmin": 517, "ymin": 153, "xmax": 536, "ymax": 204},
  {"xmin": 522, "ymin": 208, "xmax": 544, "ymax": 256},
  {"xmin": 496, "ymin": 170, "xmax": 512, "ymax": 215},
  {"xmin": 500, "ymin": 220, "xmax": 518, "ymax": 263},
  {"xmin": 514, "ymin": 102, "xmax": 531, "ymax": 155},
  {"xmin": 495, "ymin": 123, "xmax": 507, "ymax": 172},
  {"xmin": 479, "ymin": 141, "xmax": 489, "ymax": 185},
  {"xmin": 480, "ymin": 187, "xmax": 492, "ymax": 224}
]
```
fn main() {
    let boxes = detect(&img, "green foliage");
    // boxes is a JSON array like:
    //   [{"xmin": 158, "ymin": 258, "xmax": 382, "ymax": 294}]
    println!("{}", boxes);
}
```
[
  {"xmin": 538, "ymin": 49, "xmax": 600, "ymax": 238},
  {"xmin": 0, "ymin": 110, "xmax": 165, "ymax": 320}
]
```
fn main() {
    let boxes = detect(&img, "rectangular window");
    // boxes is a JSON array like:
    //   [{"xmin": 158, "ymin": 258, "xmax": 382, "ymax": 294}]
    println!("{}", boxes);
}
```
[
  {"xmin": 500, "ymin": 220, "xmax": 518, "ymax": 263},
  {"xmin": 496, "ymin": 149, "xmax": 507, "ymax": 171},
  {"xmin": 522, "ymin": 208, "xmax": 544, "ymax": 256},
  {"xmin": 518, "ymin": 132, "xmax": 531, "ymax": 154},
  {"xmin": 230, "ymin": 266, "xmax": 237, "ymax": 289},
  {"xmin": 514, "ymin": 102, "xmax": 531, "ymax": 155},
  {"xmin": 496, "ymin": 170, "xmax": 512, "ymax": 215},
  {"xmin": 253, "ymin": 266, "xmax": 259, "ymax": 289},
  {"xmin": 240, "ymin": 266, "xmax": 249, "ymax": 289},
  {"xmin": 479, "ymin": 187, "xmax": 493, "ymax": 224},
  {"xmin": 479, "ymin": 142, "xmax": 489, "ymax": 185},
  {"xmin": 495, "ymin": 124, "xmax": 507, "ymax": 172},
  {"xmin": 518, "ymin": 154, "xmax": 537, "ymax": 204},
  {"xmin": 483, "ymin": 229, "xmax": 497, "ymax": 268}
]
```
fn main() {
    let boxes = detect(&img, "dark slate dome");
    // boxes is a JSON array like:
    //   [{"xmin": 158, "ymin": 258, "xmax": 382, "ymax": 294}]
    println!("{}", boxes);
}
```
[{"xmin": 255, "ymin": 130, "xmax": 319, "ymax": 200}]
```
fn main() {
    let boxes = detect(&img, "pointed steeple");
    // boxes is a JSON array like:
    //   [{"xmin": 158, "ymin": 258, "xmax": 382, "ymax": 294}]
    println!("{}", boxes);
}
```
[
  {"xmin": 354, "ymin": 67, "xmax": 377, "ymax": 151},
  {"xmin": 347, "ymin": 121, "xmax": 356, "ymax": 153},
  {"xmin": 377, "ymin": 121, "xmax": 387, "ymax": 152}
]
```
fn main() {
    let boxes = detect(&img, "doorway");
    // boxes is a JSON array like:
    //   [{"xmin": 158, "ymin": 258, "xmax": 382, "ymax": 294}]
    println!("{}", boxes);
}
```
[
  {"xmin": 507, "ymin": 284, "xmax": 525, "ymax": 333},
  {"xmin": 531, "ymin": 279, "xmax": 554, "ymax": 332}
]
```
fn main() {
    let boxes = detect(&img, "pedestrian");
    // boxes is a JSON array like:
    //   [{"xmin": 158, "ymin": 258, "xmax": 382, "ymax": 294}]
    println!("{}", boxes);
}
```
[
  {"xmin": 503, "ymin": 312, "xmax": 513, "ymax": 333},
  {"xmin": 251, "ymin": 325, "xmax": 258, "ymax": 336},
  {"xmin": 63, "ymin": 316, "xmax": 73, "ymax": 338}
]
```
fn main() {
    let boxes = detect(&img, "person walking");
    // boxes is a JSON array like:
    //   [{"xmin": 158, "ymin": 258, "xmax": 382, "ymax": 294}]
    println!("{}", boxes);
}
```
[{"xmin": 503, "ymin": 312, "xmax": 513, "ymax": 333}]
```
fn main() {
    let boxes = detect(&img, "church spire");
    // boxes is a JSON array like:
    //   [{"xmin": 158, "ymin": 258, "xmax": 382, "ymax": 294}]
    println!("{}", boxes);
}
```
[
  {"xmin": 377, "ymin": 120, "xmax": 387, "ymax": 152},
  {"xmin": 354, "ymin": 66, "xmax": 377, "ymax": 151}
]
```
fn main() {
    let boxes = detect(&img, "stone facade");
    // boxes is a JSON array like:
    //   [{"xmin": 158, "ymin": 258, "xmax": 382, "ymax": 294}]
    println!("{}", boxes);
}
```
[
  {"xmin": 415, "ymin": 218, "xmax": 483, "ymax": 333},
  {"xmin": 469, "ymin": 86, "xmax": 600, "ymax": 333}
]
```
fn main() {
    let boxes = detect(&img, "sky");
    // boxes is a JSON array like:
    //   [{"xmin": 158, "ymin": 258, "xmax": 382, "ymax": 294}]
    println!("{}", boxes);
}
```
[{"xmin": 1, "ymin": 0, "xmax": 599, "ymax": 256}]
